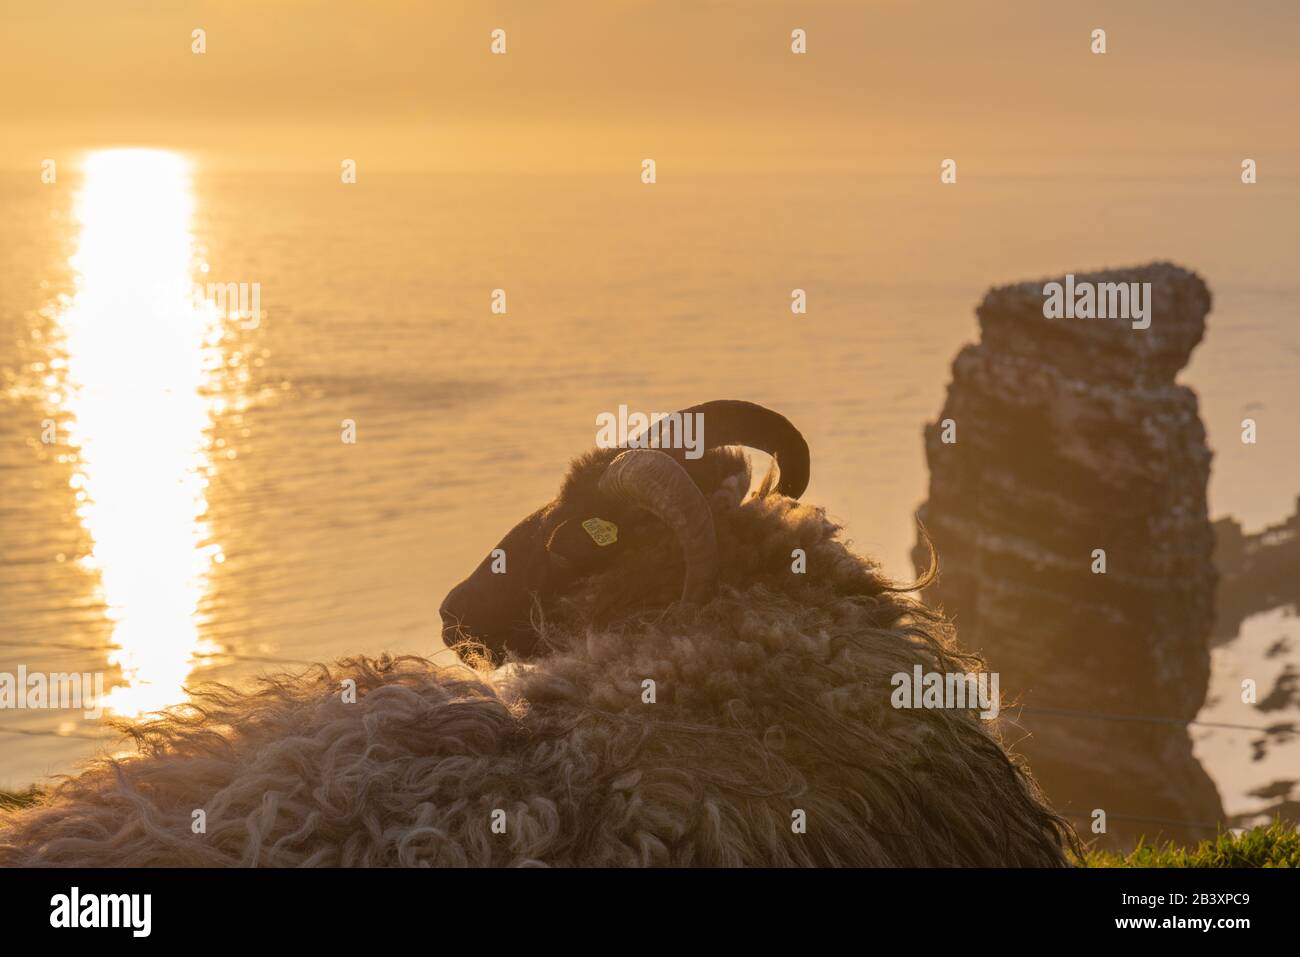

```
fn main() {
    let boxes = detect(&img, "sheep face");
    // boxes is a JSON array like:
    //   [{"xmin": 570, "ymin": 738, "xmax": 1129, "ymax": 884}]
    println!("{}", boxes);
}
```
[
  {"xmin": 440, "ymin": 400, "xmax": 810, "ymax": 663},
  {"xmin": 439, "ymin": 446, "xmax": 747, "ymax": 660},
  {"xmin": 439, "ymin": 448, "xmax": 629, "ymax": 660}
]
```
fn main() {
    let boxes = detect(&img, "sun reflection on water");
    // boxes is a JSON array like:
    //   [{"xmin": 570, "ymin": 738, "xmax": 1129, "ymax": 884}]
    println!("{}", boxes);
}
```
[{"xmin": 54, "ymin": 148, "xmax": 223, "ymax": 717}]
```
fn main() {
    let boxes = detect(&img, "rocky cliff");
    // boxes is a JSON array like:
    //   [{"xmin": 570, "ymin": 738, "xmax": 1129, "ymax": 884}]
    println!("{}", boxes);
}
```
[
  {"xmin": 1213, "ymin": 498, "xmax": 1300, "ymax": 642},
  {"xmin": 912, "ymin": 262, "xmax": 1224, "ymax": 850}
]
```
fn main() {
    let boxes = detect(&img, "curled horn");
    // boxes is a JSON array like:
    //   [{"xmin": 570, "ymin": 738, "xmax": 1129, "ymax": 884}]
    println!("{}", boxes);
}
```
[
  {"xmin": 598, "ymin": 449, "xmax": 719, "ymax": 603},
  {"xmin": 636, "ymin": 399, "xmax": 810, "ymax": 498}
]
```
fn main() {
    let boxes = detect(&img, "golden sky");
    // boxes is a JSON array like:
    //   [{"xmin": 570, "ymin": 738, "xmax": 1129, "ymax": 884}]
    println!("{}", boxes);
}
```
[{"xmin": 2, "ymin": 0, "xmax": 1298, "ymax": 172}]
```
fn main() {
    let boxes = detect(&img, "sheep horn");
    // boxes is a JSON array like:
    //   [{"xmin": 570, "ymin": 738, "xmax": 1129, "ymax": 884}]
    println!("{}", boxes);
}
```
[
  {"xmin": 598, "ymin": 449, "xmax": 719, "ymax": 604},
  {"xmin": 637, "ymin": 399, "xmax": 810, "ymax": 498}
]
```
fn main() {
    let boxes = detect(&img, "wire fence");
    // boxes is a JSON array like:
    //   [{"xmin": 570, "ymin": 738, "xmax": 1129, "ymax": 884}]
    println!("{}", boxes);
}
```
[
  {"xmin": 0, "ymin": 640, "xmax": 466, "ymax": 742},
  {"xmin": 1012, "ymin": 704, "xmax": 1280, "ymax": 734},
  {"xmin": 1060, "ymin": 811, "xmax": 1226, "ymax": 834}
]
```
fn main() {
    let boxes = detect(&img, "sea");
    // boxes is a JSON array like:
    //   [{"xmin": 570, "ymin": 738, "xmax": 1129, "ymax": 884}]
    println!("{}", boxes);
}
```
[{"xmin": 0, "ymin": 160, "xmax": 1296, "ymax": 825}]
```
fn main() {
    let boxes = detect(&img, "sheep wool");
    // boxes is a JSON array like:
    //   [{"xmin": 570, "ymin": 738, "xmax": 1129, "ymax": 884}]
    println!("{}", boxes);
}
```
[{"xmin": 0, "ymin": 449, "xmax": 1074, "ymax": 867}]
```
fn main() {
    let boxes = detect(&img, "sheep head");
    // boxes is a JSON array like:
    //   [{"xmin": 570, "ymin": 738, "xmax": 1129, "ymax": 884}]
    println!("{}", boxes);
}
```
[{"xmin": 440, "ymin": 400, "xmax": 809, "ymax": 662}]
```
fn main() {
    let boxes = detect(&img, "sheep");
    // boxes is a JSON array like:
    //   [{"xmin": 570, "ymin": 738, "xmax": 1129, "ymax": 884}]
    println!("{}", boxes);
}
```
[
  {"xmin": 0, "ymin": 400, "xmax": 1075, "ymax": 866},
  {"xmin": 438, "ymin": 400, "xmax": 812, "ymax": 662}
]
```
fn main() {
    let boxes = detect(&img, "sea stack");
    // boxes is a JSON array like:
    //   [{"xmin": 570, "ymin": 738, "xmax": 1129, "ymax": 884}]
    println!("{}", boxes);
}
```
[{"xmin": 913, "ymin": 262, "xmax": 1223, "ymax": 850}]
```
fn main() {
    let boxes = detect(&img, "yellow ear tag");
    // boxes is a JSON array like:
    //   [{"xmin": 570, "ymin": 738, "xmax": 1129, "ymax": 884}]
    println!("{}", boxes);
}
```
[{"xmin": 581, "ymin": 517, "xmax": 619, "ymax": 547}]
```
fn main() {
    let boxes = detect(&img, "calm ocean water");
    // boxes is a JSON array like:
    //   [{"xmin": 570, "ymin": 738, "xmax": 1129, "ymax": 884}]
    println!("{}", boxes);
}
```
[{"xmin": 1, "ymin": 165, "xmax": 1296, "ymax": 819}]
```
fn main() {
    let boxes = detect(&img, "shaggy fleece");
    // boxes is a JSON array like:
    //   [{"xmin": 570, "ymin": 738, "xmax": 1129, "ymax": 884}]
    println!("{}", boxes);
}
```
[{"xmin": 0, "ymin": 484, "xmax": 1075, "ymax": 866}]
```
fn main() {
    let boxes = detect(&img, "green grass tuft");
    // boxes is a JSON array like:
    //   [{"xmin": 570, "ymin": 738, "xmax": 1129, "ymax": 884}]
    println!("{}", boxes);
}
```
[{"xmin": 1079, "ymin": 821, "xmax": 1299, "ymax": 868}]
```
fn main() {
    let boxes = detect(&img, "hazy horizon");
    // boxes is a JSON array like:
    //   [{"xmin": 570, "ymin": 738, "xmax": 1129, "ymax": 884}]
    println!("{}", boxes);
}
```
[{"xmin": 3, "ymin": 1, "xmax": 1300, "ymax": 172}]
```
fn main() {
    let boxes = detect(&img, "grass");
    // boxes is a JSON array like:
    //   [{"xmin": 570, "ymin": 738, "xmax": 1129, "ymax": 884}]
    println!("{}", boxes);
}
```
[{"xmin": 1079, "ymin": 821, "xmax": 1299, "ymax": 868}]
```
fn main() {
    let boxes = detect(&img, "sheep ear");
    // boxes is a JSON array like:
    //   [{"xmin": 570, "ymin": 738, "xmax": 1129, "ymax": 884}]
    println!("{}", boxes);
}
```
[
  {"xmin": 753, "ymin": 458, "xmax": 780, "ymax": 499},
  {"xmin": 546, "ymin": 517, "xmax": 621, "ymax": 569}
]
